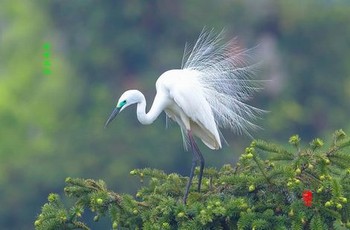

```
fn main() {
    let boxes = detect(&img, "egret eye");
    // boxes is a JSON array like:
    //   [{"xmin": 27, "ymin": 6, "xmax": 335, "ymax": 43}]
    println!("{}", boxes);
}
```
[{"xmin": 118, "ymin": 100, "xmax": 127, "ymax": 108}]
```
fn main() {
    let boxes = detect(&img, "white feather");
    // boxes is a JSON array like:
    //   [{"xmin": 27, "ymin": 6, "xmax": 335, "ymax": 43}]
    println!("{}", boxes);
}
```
[{"xmin": 181, "ymin": 29, "xmax": 265, "ymax": 138}]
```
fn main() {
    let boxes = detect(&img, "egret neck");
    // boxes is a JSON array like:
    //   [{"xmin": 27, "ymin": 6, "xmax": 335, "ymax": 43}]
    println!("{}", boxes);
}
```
[{"xmin": 136, "ymin": 91, "xmax": 168, "ymax": 125}]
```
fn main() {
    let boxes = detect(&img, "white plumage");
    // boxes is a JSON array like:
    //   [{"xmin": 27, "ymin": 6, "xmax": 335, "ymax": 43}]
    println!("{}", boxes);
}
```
[
  {"xmin": 157, "ymin": 69, "xmax": 221, "ymax": 150},
  {"xmin": 105, "ymin": 29, "xmax": 264, "ymax": 203},
  {"xmin": 181, "ymin": 30, "xmax": 264, "ymax": 137}
]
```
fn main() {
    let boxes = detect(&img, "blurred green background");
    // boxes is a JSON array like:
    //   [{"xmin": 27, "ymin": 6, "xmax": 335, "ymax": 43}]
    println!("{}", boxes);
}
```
[{"xmin": 1, "ymin": 0, "xmax": 350, "ymax": 228}]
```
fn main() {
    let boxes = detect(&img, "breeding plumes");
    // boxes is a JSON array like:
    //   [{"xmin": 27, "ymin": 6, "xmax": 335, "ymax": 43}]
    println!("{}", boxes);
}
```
[{"xmin": 105, "ymin": 29, "xmax": 265, "ymax": 203}]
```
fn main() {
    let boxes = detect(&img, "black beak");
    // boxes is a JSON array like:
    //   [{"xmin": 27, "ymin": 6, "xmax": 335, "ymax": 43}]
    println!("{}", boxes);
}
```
[{"xmin": 104, "ymin": 107, "xmax": 121, "ymax": 128}]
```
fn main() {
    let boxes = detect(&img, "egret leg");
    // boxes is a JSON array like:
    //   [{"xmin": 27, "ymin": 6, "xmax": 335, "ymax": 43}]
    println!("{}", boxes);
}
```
[
  {"xmin": 189, "ymin": 133, "xmax": 205, "ymax": 192},
  {"xmin": 183, "ymin": 131, "xmax": 205, "ymax": 204},
  {"xmin": 183, "ymin": 149, "xmax": 197, "ymax": 204}
]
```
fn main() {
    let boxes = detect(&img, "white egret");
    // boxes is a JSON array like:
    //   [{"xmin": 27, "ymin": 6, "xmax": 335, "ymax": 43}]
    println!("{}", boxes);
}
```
[{"xmin": 105, "ymin": 29, "xmax": 265, "ymax": 203}]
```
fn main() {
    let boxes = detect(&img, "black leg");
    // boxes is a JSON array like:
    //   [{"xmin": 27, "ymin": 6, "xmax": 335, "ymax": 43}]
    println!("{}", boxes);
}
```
[
  {"xmin": 183, "ymin": 131, "xmax": 205, "ymax": 204},
  {"xmin": 183, "ymin": 150, "xmax": 197, "ymax": 204},
  {"xmin": 189, "ymin": 133, "xmax": 205, "ymax": 192},
  {"xmin": 196, "ymin": 147, "xmax": 205, "ymax": 192}
]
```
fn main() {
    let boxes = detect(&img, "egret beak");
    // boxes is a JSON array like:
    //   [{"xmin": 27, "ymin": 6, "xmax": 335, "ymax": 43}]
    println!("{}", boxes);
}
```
[{"xmin": 104, "ymin": 107, "xmax": 121, "ymax": 128}]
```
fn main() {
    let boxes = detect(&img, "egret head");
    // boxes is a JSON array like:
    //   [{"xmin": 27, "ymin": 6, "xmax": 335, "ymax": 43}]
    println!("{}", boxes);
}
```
[{"xmin": 104, "ymin": 90, "xmax": 143, "ymax": 127}]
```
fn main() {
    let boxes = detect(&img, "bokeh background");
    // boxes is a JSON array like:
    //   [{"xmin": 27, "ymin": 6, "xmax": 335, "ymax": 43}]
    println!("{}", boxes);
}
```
[{"xmin": 1, "ymin": 0, "xmax": 350, "ymax": 228}]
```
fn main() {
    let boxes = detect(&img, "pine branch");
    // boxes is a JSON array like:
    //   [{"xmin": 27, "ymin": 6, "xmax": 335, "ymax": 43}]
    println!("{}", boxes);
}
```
[
  {"xmin": 35, "ymin": 130, "xmax": 350, "ymax": 229},
  {"xmin": 253, "ymin": 139, "xmax": 294, "ymax": 160}
]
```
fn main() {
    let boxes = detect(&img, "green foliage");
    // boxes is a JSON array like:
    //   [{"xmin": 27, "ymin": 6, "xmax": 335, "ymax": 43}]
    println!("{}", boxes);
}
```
[
  {"xmin": 35, "ymin": 193, "xmax": 89, "ymax": 230},
  {"xmin": 36, "ymin": 130, "xmax": 350, "ymax": 229}
]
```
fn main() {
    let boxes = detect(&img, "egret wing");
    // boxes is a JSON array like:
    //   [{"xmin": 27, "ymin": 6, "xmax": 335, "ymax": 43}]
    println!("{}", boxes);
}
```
[{"xmin": 169, "ymin": 79, "xmax": 221, "ymax": 149}]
